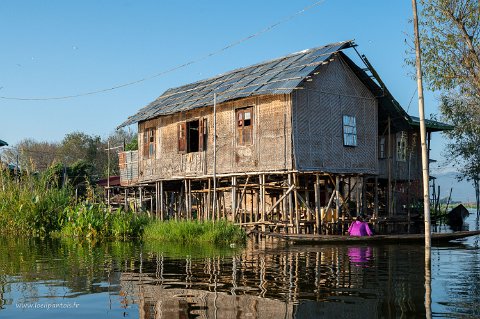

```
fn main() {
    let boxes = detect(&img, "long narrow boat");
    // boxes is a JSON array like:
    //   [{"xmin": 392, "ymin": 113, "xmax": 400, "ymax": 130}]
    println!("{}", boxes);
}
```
[{"xmin": 262, "ymin": 230, "xmax": 480, "ymax": 245}]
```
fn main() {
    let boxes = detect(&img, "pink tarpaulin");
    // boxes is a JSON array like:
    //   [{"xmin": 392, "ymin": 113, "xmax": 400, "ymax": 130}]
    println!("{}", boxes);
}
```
[{"xmin": 348, "ymin": 221, "xmax": 373, "ymax": 237}]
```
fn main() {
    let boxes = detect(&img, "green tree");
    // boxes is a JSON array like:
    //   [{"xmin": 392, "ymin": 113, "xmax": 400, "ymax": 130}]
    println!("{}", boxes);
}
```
[{"xmin": 415, "ymin": 0, "xmax": 480, "ymax": 210}]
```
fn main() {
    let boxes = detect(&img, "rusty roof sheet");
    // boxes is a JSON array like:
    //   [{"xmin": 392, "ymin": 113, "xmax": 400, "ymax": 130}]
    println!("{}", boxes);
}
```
[{"xmin": 119, "ymin": 40, "xmax": 354, "ymax": 128}]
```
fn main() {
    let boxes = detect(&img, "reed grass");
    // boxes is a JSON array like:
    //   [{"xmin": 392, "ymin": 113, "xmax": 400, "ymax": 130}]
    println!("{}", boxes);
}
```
[
  {"xmin": 1, "ymin": 169, "xmax": 245, "ymax": 244},
  {"xmin": 0, "ymin": 170, "xmax": 150, "ymax": 238},
  {"xmin": 143, "ymin": 220, "xmax": 246, "ymax": 246}
]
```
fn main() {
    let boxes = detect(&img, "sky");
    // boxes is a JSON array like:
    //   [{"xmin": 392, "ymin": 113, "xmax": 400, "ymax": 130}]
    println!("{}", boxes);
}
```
[{"xmin": 0, "ymin": 0, "xmax": 473, "ymax": 200}]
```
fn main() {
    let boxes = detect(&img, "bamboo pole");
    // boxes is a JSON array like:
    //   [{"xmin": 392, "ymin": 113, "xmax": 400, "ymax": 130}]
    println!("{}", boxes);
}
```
[
  {"xmin": 213, "ymin": 92, "xmax": 217, "ymax": 223},
  {"xmin": 412, "ymin": 0, "xmax": 431, "ymax": 248},
  {"xmin": 232, "ymin": 176, "xmax": 237, "ymax": 223},
  {"xmin": 294, "ymin": 173, "xmax": 300, "ymax": 234},
  {"xmin": 288, "ymin": 173, "xmax": 294, "ymax": 231},
  {"xmin": 314, "ymin": 174, "xmax": 321, "ymax": 234},
  {"xmin": 160, "ymin": 181, "xmax": 164, "ymax": 221}
]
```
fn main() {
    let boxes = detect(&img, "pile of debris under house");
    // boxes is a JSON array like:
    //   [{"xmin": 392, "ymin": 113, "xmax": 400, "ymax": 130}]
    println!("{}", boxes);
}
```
[{"xmin": 115, "ymin": 40, "xmax": 452, "ymax": 235}]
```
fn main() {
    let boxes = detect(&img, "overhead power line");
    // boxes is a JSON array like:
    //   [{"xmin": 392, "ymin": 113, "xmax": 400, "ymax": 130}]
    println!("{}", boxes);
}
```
[{"xmin": 0, "ymin": 1, "xmax": 325, "ymax": 101}]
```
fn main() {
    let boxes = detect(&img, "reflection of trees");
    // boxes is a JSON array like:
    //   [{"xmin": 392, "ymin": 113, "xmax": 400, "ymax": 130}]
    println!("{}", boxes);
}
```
[
  {"xmin": 0, "ymin": 236, "xmax": 139, "ymax": 303},
  {"xmin": 440, "ymin": 212, "xmax": 480, "ymax": 317}
]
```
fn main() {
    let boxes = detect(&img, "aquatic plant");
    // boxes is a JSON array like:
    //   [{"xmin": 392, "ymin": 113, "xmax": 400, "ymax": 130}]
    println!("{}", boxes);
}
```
[
  {"xmin": 143, "ymin": 220, "xmax": 246, "ymax": 246},
  {"xmin": 0, "ymin": 169, "xmax": 70, "ymax": 235},
  {"xmin": 61, "ymin": 203, "xmax": 151, "ymax": 239}
]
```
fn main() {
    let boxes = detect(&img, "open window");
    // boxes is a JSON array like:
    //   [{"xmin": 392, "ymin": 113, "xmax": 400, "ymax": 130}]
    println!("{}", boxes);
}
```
[
  {"xmin": 343, "ymin": 115, "xmax": 357, "ymax": 147},
  {"xmin": 236, "ymin": 107, "xmax": 253, "ymax": 146},
  {"xmin": 178, "ymin": 118, "xmax": 207, "ymax": 153},
  {"xmin": 396, "ymin": 131, "xmax": 407, "ymax": 162},
  {"xmin": 143, "ymin": 127, "xmax": 156, "ymax": 158}
]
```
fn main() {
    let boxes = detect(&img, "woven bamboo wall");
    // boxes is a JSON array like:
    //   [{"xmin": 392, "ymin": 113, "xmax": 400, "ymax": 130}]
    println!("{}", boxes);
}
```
[
  {"xmin": 138, "ymin": 94, "xmax": 293, "ymax": 182},
  {"xmin": 378, "ymin": 131, "xmax": 422, "ymax": 181},
  {"xmin": 292, "ymin": 56, "xmax": 378, "ymax": 174}
]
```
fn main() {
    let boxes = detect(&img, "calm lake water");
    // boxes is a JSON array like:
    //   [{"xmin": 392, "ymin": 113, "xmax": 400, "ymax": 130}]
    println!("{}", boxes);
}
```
[{"xmin": 1, "ymin": 210, "xmax": 479, "ymax": 319}]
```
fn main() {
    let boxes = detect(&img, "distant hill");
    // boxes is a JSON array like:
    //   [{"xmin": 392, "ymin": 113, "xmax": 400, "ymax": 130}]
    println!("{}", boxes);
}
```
[{"xmin": 431, "ymin": 171, "xmax": 476, "ymax": 203}]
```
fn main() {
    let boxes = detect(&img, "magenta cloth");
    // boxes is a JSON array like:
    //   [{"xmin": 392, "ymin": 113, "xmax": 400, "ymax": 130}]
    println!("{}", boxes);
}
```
[
  {"xmin": 348, "ymin": 221, "xmax": 373, "ymax": 236},
  {"xmin": 348, "ymin": 246, "xmax": 373, "ymax": 264}
]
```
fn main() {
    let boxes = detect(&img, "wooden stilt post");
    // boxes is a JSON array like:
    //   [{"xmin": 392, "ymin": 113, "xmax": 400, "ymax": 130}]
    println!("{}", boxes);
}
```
[
  {"xmin": 361, "ymin": 176, "xmax": 366, "ymax": 216},
  {"xmin": 294, "ymin": 173, "xmax": 300, "ymax": 234},
  {"xmin": 139, "ymin": 187, "xmax": 143, "ymax": 212},
  {"xmin": 374, "ymin": 176, "xmax": 379, "ymax": 220},
  {"xmin": 248, "ymin": 190, "xmax": 253, "ymax": 223},
  {"xmin": 261, "ymin": 174, "xmax": 266, "ymax": 232},
  {"xmin": 184, "ymin": 179, "xmax": 189, "ymax": 219},
  {"xmin": 335, "ymin": 176, "xmax": 340, "ymax": 233},
  {"xmin": 305, "ymin": 175, "xmax": 311, "ymax": 222},
  {"xmin": 288, "ymin": 173, "xmax": 294, "ymax": 233},
  {"xmin": 356, "ymin": 176, "xmax": 360, "ymax": 216},
  {"xmin": 387, "ymin": 116, "xmax": 392, "ymax": 217},
  {"xmin": 315, "ymin": 174, "xmax": 321, "ymax": 234},
  {"xmin": 160, "ymin": 181, "xmax": 164, "ymax": 221},
  {"xmin": 207, "ymin": 179, "xmax": 211, "ymax": 221},
  {"xmin": 155, "ymin": 182, "xmax": 160, "ymax": 219},
  {"xmin": 232, "ymin": 176, "xmax": 237, "ymax": 223},
  {"xmin": 124, "ymin": 188, "xmax": 128, "ymax": 212}
]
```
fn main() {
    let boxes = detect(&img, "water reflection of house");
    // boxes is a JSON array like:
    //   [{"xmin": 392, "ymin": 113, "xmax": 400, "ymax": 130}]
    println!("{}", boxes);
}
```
[
  {"xmin": 121, "ymin": 273, "xmax": 293, "ymax": 319},
  {"xmin": 115, "ymin": 41, "xmax": 451, "ymax": 233},
  {"xmin": 119, "ymin": 240, "xmax": 425, "ymax": 318}
]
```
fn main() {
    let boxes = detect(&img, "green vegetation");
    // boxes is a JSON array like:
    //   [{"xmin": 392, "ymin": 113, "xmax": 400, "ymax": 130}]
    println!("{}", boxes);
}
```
[
  {"xmin": 0, "ymin": 169, "xmax": 150, "ymax": 239},
  {"xmin": 143, "ymin": 220, "xmax": 247, "ymax": 246},
  {"xmin": 0, "ymin": 170, "xmax": 245, "ymax": 246},
  {"xmin": 412, "ymin": 0, "xmax": 480, "ymax": 210},
  {"xmin": 60, "ymin": 203, "xmax": 150, "ymax": 239}
]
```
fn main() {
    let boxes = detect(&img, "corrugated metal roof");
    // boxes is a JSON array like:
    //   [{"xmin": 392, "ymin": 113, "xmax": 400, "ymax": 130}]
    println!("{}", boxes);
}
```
[
  {"xmin": 408, "ymin": 116, "xmax": 454, "ymax": 132},
  {"xmin": 119, "ymin": 40, "xmax": 354, "ymax": 128}
]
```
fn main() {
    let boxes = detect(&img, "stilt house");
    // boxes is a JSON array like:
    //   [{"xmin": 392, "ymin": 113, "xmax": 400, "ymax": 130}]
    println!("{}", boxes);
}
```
[{"xmin": 118, "ymin": 40, "xmax": 451, "ymax": 234}]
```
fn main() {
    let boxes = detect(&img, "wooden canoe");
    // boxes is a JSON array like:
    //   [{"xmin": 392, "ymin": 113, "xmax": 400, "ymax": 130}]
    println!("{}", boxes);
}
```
[{"xmin": 262, "ymin": 230, "xmax": 480, "ymax": 244}]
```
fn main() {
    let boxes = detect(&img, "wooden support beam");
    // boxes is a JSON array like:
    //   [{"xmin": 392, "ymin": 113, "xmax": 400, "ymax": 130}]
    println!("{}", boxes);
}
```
[
  {"xmin": 288, "ymin": 173, "xmax": 294, "ymax": 229},
  {"xmin": 335, "ymin": 176, "xmax": 340, "ymax": 223},
  {"xmin": 314, "ymin": 174, "xmax": 321, "ymax": 234},
  {"xmin": 235, "ymin": 176, "xmax": 250, "ymax": 220},
  {"xmin": 160, "ymin": 181, "xmax": 164, "ymax": 221},
  {"xmin": 374, "ymin": 176, "xmax": 379, "ymax": 219},
  {"xmin": 207, "ymin": 179, "xmax": 211, "ymax": 221},
  {"xmin": 265, "ymin": 185, "xmax": 295, "ymax": 218},
  {"xmin": 155, "ymin": 182, "xmax": 160, "ymax": 219},
  {"xmin": 232, "ymin": 176, "xmax": 237, "ymax": 223},
  {"xmin": 294, "ymin": 173, "xmax": 300, "ymax": 234},
  {"xmin": 261, "ymin": 174, "xmax": 266, "ymax": 224}
]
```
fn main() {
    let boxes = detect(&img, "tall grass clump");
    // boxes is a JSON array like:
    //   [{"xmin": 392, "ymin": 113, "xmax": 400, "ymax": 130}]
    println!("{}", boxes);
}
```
[
  {"xmin": 0, "ymin": 170, "xmax": 70, "ymax": 235},
  {"xmin": 61, "ymin": 203, "xmax": 151, "ymax": 239},
  {"xmin": 143, "ymin": 220, "xmax": 246, "ymax": 246},
  {"xmin": 0, "ymin": 167, "xmax": 151, "ymax": 238}
]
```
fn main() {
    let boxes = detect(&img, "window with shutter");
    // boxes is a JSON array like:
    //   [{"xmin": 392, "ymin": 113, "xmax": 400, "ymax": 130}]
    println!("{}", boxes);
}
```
[
  {"xmin": 343, "ymin": 115, "xmax": 357, "ymax": 147},
  {"xmin": 236, "ymin": 107, "xmax": 253, "ymax": 146},
  {"xmin": 143, "ymin": 128, "xmax": 156, "ymax": 158},
  {"xmin": 178, "ymin": 122, "xmax": 186, "ymax": 153}
]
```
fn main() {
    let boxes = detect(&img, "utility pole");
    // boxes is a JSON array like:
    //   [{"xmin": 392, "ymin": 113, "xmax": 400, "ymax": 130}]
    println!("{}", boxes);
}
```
[
  {"xmin": 412, "ymin": 1, "xmax": 432, "ymax": 318},
  {"xmin": 412, "ymin": 0, "xmax": 431, "ymax": 248},
  {"xmin": 107, "ymin": 140, "xmax": 110, "ymax": 207},
  {"xmin": 213, "ymin": 92, "xmax": 217, "ymax": 223}
]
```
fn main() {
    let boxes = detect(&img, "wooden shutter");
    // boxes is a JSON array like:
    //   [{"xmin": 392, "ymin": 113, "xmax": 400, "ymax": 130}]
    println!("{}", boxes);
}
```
[
  {"xmin": 198, "ymin": 118, "xmax": 206, "ymax": 151},
  {"xmin": 178, "ymin": 122, "xmax": 186, "ymax": 153},
  {"xmin": 143, "ymin": 130, "xmax": 149, "ymax": 158}
]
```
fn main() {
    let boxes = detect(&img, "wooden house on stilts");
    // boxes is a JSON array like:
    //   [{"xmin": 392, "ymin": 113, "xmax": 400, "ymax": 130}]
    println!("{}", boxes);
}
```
[{"xmin": 117, "ymin": 40, "xmax": 451, "ymax": 234}]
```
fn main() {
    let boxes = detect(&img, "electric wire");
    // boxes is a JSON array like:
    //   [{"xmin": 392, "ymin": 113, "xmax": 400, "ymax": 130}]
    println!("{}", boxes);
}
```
[{"xmin": 0, "ymin": 0, "xmax": 325, "ymax": 101}]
